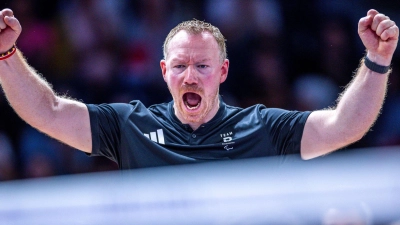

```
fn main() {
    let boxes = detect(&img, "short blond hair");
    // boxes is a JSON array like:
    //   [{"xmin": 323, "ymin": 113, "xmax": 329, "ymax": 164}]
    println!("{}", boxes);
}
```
[{"xmin": 163, "ymin": 19, "xmax": 227, "ymax": 62}]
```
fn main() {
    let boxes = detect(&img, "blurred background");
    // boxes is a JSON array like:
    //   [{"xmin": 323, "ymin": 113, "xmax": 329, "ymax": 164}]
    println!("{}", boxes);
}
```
[{"xmin": 1, "ymin": 0, "xmax": 400, "ymax": 181}]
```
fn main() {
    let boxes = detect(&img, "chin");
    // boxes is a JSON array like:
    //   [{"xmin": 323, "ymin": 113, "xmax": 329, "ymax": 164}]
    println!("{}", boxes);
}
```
[
  {"xmin": 180, "ymin": 108, "xmax": 206, "ymax": 123},
  {"xmin": 186, "ymin": 114, "xmax": 205, "ymax": 123}
]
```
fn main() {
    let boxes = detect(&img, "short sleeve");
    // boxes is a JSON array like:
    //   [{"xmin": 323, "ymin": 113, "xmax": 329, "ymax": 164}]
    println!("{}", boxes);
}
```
[
  {"xmin": 261, "ymin": 108, "xmax": 311, "ymax": 155},
  {"xmin": 86, "ymin": 103, "xmax": 132, "ymax": 162}
]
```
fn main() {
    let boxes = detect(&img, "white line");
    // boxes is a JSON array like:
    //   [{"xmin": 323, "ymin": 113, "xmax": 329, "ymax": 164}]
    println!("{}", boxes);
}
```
[
  {"xmin": 150, "ymin": 132, "xmax": 157, "ymax": 142},
  {"xmin": 157, "ymin": 129, "xmax": 165, "ymax": 144}
]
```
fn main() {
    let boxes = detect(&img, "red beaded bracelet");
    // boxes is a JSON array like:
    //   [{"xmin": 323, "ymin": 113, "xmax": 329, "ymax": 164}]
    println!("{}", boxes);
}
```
[{"xmin": 0, "ymin": 45, "xmax": 17, "ymax": 60}]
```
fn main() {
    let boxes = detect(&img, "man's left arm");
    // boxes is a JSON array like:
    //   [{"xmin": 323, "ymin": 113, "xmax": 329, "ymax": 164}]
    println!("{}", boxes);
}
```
[{"xmin": 300, "ymin": 9, "xmax": 399, "ymax": 160}]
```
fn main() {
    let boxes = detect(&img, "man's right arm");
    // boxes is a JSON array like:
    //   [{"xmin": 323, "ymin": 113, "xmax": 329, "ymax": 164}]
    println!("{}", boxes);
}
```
[{"xmin": 0, "ymin": 9, "xmax": 92, "ymax": 153}]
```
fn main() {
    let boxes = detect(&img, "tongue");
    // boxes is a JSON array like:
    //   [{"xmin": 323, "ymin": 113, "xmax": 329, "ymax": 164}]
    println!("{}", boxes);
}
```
[{"xmin": 186, "ymin": 93, "xmax": 201, "ymax": 106}]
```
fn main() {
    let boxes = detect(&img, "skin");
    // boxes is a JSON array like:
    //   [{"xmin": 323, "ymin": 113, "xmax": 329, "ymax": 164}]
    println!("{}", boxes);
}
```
[
  {"xmin": 160, "ymin": 30, "xmax": 229, "ymax": 130},
  {"xmin": 300, "ymin": 9, "xmax": 398, "ymax": 159},
  {"xmin": 0, "ymin": 9, "xmax": 92, "ymax": 153},
  {"xmin": 0, "ymin": 8, "xmax": 398, "ymax": 159}
]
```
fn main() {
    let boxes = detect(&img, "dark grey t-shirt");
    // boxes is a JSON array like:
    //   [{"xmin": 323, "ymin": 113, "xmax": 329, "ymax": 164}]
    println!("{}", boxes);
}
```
[{"xmin": 86, "ymin": 99, "xmax": 311, "ymax": 169}]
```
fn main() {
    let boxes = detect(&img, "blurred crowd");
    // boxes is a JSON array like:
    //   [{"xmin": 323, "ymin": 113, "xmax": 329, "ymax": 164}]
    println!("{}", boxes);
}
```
[{"xmin": 1, "ymin": 0, "xmax": 400, "ymax": 181}]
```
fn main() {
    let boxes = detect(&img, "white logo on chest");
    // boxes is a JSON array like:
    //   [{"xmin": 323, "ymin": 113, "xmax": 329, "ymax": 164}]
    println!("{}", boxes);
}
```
[
  {"xmin": 143, "ymin": 129, "xmax": 165, "ymax": 144},
  {"xmin": 220, "ymin": 131, "xmax": 233, "ymax": 143}
]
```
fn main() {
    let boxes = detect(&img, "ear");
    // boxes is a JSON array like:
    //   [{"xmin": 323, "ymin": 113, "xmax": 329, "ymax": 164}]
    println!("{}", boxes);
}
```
[
  {"xmin": 160, "ymin": 60, "xmax": 167, "ymax": 82},
  {"xmin": 219, "ymin": 59, "xmax": 229, "ymax": 84}
]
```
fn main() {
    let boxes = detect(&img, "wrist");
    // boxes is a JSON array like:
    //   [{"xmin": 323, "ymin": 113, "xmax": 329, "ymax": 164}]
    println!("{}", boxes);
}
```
[
  {"xmin": 0, "ymin": 45, "xmax": 17, "ymax": 61},
  {"xmin": 364, "ymin": 55, "xmax": 391, "ymax": 74},
  {"xmin": 366, "ymin": 52, "xmax": 392, "ymax": 66}
]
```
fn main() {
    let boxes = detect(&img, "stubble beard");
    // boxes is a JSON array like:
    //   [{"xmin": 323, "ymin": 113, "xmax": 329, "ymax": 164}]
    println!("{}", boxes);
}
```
[{"xmin": 169, "ymin": 85, "xmax": 220, "ymax": 125}]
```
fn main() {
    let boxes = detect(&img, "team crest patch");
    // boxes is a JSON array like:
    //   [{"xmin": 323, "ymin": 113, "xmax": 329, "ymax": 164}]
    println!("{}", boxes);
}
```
[
  {"xmin": 220, "ymin": 131, "xmax": 233, "ymax": 142},
  {"xmin": 220, "ymin": 131, "xmax": 235, "ymax": 150}
]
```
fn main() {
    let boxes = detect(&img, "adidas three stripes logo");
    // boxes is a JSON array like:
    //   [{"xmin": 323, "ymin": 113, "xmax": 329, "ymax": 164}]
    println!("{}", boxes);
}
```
[{"xmin": 143, "ymin": 129, "xmax": 165, "ymax": 144}]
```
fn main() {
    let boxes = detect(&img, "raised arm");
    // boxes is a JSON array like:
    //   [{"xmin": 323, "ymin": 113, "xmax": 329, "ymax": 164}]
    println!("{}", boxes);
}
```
[
  {"xmin": 301, "ymin": 9, "xmax": 399, "ymax": 159},
  {"xmin": 0, "ymin": 9, "xmax": 92, "ymax": 153}
]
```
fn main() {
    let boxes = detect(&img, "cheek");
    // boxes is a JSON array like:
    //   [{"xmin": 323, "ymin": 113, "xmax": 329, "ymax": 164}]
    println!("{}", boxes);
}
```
[
  {"xmin": 165, "ymin": 74, "xmax": 179, "ymax": 86},
  {"xmin": 166, "ymin": 77, "xmax": 182, "ymax": 96},
  {"xmin": 204, "ymin": 76, "xmax": 221, "ymax": 89},
  {"xmin": 202, "ymin": 82, "xmax": 220, "ymax": 100}
]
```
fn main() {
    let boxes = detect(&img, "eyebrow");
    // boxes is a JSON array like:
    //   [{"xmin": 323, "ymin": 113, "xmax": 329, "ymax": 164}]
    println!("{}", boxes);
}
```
[
  {"xmin": 170, "ymin": 57, "xmax": 211, "ymax": 63},
  {"xmin": 198, "ymin": 58, "xmax": 211, "ymax": 63},
  {"xmin": 170, "ymin": 57, "xmax": 185, "ymax": 63}
]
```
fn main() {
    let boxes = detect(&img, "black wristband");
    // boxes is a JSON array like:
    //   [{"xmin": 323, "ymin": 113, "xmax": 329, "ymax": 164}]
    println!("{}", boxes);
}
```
[{"xmin": 364, "ymin": 56, "xmax": 391, "ymax": 74}]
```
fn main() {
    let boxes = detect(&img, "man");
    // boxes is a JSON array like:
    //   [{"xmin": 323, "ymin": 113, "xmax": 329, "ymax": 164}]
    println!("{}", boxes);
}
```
[{"xmin": 0, "ymin": 9, "xmax": 398, "ymax": 169}]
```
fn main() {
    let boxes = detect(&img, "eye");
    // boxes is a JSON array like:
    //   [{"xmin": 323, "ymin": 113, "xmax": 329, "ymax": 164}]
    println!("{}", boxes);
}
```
[
  {"xmin": 174, "ymin": 65, "xmax": 186, "ymax": 69},
  {"xmin": 198, "ymin": 65, "xmax": 208, "ymax": 69}
]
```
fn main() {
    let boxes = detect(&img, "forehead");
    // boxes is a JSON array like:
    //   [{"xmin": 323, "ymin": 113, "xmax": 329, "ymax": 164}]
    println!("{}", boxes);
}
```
[{"xmin": 167, "ymin": 30, "xmax": 219, "ymax": 59}]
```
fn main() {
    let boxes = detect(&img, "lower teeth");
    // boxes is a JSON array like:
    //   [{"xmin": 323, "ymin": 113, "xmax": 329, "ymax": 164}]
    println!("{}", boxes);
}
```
[{"xmin": 187, "ymin": 102, "xmax": 200, "ymax": 110}]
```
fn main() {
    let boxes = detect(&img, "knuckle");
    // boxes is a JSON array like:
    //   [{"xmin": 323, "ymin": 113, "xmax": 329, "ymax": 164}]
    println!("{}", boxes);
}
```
[
  {"xmin": 376, "ymin": 14, "xmax": 386, "ymax": 21},
  {"xmin": 3, "ymin": 8, "xmax": 12, "ymax": 13}
]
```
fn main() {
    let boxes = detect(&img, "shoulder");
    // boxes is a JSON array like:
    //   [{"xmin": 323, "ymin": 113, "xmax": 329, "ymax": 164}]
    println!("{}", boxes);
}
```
[
  {"xmin": 86, "ymin": 101, "xmax": 150, "ymax": 121},
  {"xmin": 87, "ymin": 102, "xmax": 139, "ymax": 113},
  {"xmin": 148, "ymin": 101, "xmax": 169, "ymax": 112},
  {"xmin": 260, "ymin": 106, "xmax": 312, "ymax": 128},
  {"xmin": 225, "ymin": 104, "xmax": 265, "ymax": 117},
  {"xmin": 238, "ymin": 104, "xmax": 311, "ymax": 123},
  {"xmin": 147, "ymin": 101, "xmax": 170, "ymax": 117}
]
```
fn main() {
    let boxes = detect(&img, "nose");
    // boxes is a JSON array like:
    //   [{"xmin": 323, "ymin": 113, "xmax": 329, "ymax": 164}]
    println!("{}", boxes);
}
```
[{"xmin": 183, "ymin": 65, "xmax": 198, "ymax": 85}]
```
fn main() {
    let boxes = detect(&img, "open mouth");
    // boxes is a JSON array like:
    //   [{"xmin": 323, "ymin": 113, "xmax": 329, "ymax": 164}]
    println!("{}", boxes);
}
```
[{"xmin": 183, "ymin": 92, "xmax": 201, "ymax": 110}]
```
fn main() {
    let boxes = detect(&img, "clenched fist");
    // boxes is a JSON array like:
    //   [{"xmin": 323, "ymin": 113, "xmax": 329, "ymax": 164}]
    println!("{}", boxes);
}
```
[
  {"xmin": 0, "ymin": 9, "xmax": 21, "ymax": 53},
  {"xmin": 358, "ymin": 9, "xmax": 399, "ymax": 65}
]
